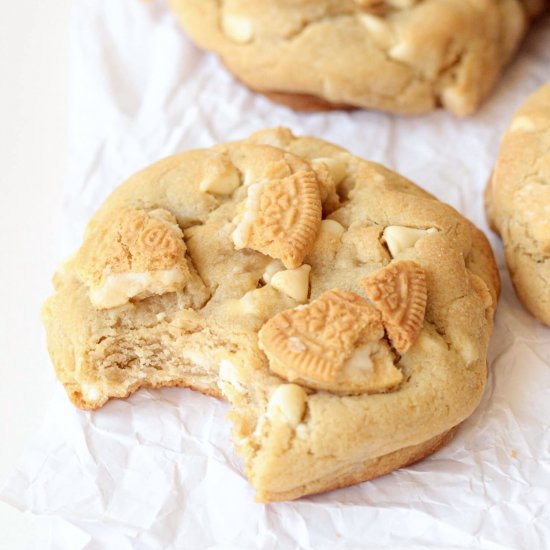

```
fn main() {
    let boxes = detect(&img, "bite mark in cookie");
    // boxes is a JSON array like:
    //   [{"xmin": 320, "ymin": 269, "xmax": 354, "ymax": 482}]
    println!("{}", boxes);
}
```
[{"xmin": 43, "ymin": 128, "xmax": 500, "ymax": 502}]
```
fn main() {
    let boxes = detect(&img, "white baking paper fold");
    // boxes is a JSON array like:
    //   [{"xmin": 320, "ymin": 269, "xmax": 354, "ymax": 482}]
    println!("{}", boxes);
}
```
[{"xmin": 2, "ymin": 1, "xmax": 550, "ymax": 548}]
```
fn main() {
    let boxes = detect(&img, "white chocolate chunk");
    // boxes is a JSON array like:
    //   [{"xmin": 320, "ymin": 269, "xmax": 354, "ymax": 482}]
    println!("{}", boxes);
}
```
[
  {"xmin": 508, "ymin": 115, "xmax": 537, "ymax": 133},
  {"xmin": 243, "ymin": 169, "xmax": 259, "ymax": 187},
  {"xmin": 82, "ymin": 383, "xmax": 102, "ymax": 403},
  {"xmin": 388, "ymin": 41, "xmax": 416, "ymax": 66},
  {"xmin": 295, "ymin": 423, "xmax": 310, "ymax": 439},
  {"xmin": 312, "ymin": 157, "xmax": 348, "ymax": 185},
  {"xmin": 89, "ymin": 268, "xmax": 185, "ymax": 309},
  {"xmin": 219, "ymin": 358, "xmax": 246, "ymax": 394},
  {"xmin": 270, "ymin": 264, "xmax": 311, "ymax": 302},
  {"xmin": 199, "ymin": 161, "xmax": 240, "ymax": 195},
  {"xmin": 343, "ymin": 343, "xmax": 377, "ymax": 375},
  {"xmin": 182, "ymin": 350, "xmax": 210, "ymax": 369},
  {"xmin": 262, "ymin": 260, "xmax": 285, "ymax": 284},
  {"xmin": 232, "ymin": 180, "xmax": 268, "ymax": 248},
  {"xmin": 358, "ymin": 15, "xmax": 395, "ymax": 49},
  {"xmin": 238, "ymin": 288, "xmax": 264, "ymax": 315},
  {"xmin": 267, "ymin": 384, "xmax": 307, "ymax": 427},
  {"xmin": 382, "ymin": 226, "xmax": 437, "ymax": 257},
  {"xmin": 222, "ymin": 13, "xmax": 254, "ymax": 43},
  {"xmin": 320, "ymin": 219, "xmax": 345, "ymax": 238}
]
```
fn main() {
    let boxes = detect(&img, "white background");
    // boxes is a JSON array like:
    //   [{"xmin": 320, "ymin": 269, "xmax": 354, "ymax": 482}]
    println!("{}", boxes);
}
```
[{"xmin": 0, "ymin": 1, "xmax": 72, "ymax": 547}]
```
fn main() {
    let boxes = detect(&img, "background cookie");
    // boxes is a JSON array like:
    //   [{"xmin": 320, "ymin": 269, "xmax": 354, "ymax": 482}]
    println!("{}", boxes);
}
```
[
  {"xmin": 168, "ymin": 0, "xmax": 548, "ymax": 116},
  {"xmin": 43, "ymin": 128, "xmax": 499, "ymax": 501},
  {"xmin": 486, "ymin": 82, "xmax": 550, "ymax": 325}
]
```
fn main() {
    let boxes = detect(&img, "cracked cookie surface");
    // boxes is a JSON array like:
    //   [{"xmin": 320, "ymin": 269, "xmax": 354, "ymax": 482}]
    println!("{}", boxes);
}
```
[
  {"xmin": 168, "ymin": 0, "xmax": 547, "ymax": 116},
  {"xmin": 43, "ymin": 128, "xmax": 499, "ymax": 501},
  {"xmin": 486, "ymin": 82, "xmax": 550, "ymax": 325}
]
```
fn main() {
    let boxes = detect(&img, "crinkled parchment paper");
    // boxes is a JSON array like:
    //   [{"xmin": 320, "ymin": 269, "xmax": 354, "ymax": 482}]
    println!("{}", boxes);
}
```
[{"xmin": 2, "ymin": 2, "xmax": 550, "ymax": 548}]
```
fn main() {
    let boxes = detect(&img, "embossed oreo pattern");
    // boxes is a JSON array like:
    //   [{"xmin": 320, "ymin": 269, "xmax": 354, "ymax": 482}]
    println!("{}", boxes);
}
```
[
  {"xmin": 245, "ymin": 170, "xmax": 322, "ymax": 269},
  {"xmin": 361, "ymin": 261, "xmax": 427, "ymax": 353},
  {"xmin": 77, "ymin": 207, "xmax": 188, "ymax": 285},
  {"xmin": 259, "ymin": 289, "xmax": 382, "ymax": 383}
]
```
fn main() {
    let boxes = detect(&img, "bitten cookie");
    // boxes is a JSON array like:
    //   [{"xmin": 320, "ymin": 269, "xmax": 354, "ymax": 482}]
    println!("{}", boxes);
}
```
[
  {"xmin": 43, "ymin": 128, "xmax": 500, "ymax": 501},
  {"xmin": 486, "ymin": 82, "xmax": 550, "ymax": 326},
  {"xmin": 168, "ymin": 0, "xmax": 547, "ymax": 116}
]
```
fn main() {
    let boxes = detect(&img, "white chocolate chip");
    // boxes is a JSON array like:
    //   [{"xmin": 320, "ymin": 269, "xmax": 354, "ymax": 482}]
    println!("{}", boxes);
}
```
[
  {"xmin": 89, "ymin": 268, "xmax": 186, "ymax": 309},
  {"xmin": 508, "ymin": 115, "xmax": 537, "ymax": 133},
  {"xmin": 238, "ymin": 288, "xmax": 263, "ymax": 315},
  {"xmin": 440, "ymin": 85, "xmax": 469, "ymax": 116},
  {"xmin": 243, "ymin": 169, "xmax": 258, "ymax": 187},
  {"xmin": 312, "ymin": 157, "xmax": 348, "ymax": 185},
  {"xmin": 295, "ymin": 423, "xmax": 310, "ymax": 440},
  {"xmin": 219, "ymin": 358, "xmax": 246, "ymax": 395},
  {"xmin": 358, "ymin": 15, "xmax": 395, "ymax": 49},
  {"xmin": 342, "ymin": 343, "xmax": 378, "ymax": 375},
  {"xmin": 270, "ymin": 264, "xmax": 311, "ymax": 302},
  {"xmin": 320, "ymin": 219, "xmax": 346, "ymax": 239},
  {"xmin": 199, "ymin": 163, "xmax": 240, "ymax": 195},
  {"xmin": 232, "ymin": 180, "xmax": 268, "ymax": 248},
  {"xmin": 222, "ymin": 13, "xmax": 254, "ymax": 43},
  {"xmin": 388, "ymin": 40, "xmax": 419, "ymax": 67},
  {"xmin": 382, "ymin": 226, "xmax": 437, "ymax": 257},
  {"xmin": 262, "ymin": 260, "xmax": 285, "ymax": 284},
  {"xmin": 182, "ymin": 350, "xmax": 210, "ymax": 369},
  {"xmin": 267, "ymin": 384, "xmax": 307, "ymax": 427},
  {"xmin": 82, "ymin": 383, "xmax": 102, "ymax": 403}
]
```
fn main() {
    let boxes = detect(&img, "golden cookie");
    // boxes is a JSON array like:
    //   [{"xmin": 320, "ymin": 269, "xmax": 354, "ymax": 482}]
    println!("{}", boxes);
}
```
[
  {"xmin": 168, "ymin": 0, "xmax": 547, "ymax": 116},
  {"xmin": 361, "ymin": 261, "xmax": 427, "ymax": 353},
  {"xmin": 486, "ymin": 82, "xmax": 550, "ymax": 326},
  {"xmin": 43, "ymin": 128, "xmax": 499, "ymax": 502}
]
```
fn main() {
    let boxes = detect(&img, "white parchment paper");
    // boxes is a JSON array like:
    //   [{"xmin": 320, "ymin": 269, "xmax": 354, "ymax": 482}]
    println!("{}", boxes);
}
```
[{"xmin": 2, "ymin": 1, "xmax": 550, "ymax": 548}]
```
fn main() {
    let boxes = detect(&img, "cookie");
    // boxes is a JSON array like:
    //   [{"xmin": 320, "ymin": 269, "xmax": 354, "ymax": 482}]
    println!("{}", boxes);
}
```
[
  {"xmin": 168, "ymin": 0, "xmax": 547, "ymax": 116},
  {"xmin": 43, "ymin": 128, "xmax": 500, "ymax": 501},
  {"xmin": 486, "ymin": 82, "xmax": 550, "ymax": 325}
]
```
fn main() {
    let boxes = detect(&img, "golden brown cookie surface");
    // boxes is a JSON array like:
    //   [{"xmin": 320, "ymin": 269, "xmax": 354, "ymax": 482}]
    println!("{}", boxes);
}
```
[
  {"xmin": 168, "ymin": 0, "xmax": 548, "ymax": 116},
  {"xmin": 486, "ymin": 82, "xmax": 550, "ymax": 325},
  {"xmin": 43, "ymin": 128, "xmax": 499, "ymax": 501}
]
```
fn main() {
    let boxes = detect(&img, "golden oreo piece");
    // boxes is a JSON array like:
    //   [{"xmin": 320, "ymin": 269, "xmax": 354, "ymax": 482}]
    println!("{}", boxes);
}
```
[
  {"xmin": 232, "ymin": 169, "xmax": 322, "ymax": 269},
  {"xmin": 361, "ymin": 261, "xmax": 427, "ymax": 354},
  {"xmin": 76, "ymin": 207, "xmax": 190, "ymax": 309},
  {"xmin": 259, "ymin": 289, "xmax": 403, "ymax": 394}
]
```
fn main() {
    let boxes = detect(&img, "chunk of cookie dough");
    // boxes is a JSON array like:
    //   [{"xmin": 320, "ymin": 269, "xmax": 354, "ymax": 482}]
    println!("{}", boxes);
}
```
[
  {"xmin": 486, "ymin": 82, "xmax": 550, "ymax": 326},
  {"xmin": 168, "ymin": 0, "xmax": 547, "ymax": 116},
  {"xmin": 43, "ymin": 128, "xmax": 500, "ymax": 501}
]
